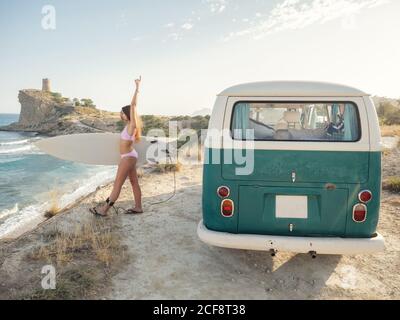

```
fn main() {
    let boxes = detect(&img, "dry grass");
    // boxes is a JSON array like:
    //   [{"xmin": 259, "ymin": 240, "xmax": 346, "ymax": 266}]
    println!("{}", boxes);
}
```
[
  {"xmin": 74, "ymin": 106, "xmax": 99, "ymax": 116},
  {"xmin": 29, "ymin": 220, "xmax": 123, "ymax": 267},
  {"xmin": 44, "ymin": 191, "xmax": 61, "ymax": 219},
  {"xmin": 24, "ymin": 268, "xmax": 98, "ymax": 300},
  {"xmin": 18, "ymin": 218, "xmax": 126, "ymax": 300},
  {"xmin": 153, "ymin": 161, "xmax": 182, "ymax": 173},
  {"xmin": 382, "ymin": 148, "xmax": 392, "ymax": 157},
  {"xmin": 74, "ymin": 106, "xmax": 119, "ymax": 119},
  {"xmin": 383, "ymin": 176, "xmax": 400, "ymax": 193},
  {"xmin": 381, "ymin": 125, "xmax": 400, "ymax": 137}
]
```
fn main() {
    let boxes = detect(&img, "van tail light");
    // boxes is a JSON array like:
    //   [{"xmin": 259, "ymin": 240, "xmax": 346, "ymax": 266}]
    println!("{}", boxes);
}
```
[
  {"xmin": 221, "ymin": 199, "xmax": 234, "ymax": 217},
  {"xmin": 353, "ymin": 204, "xmax": 367, "ymax": 223},
  {"xmin": 358, "ymin": 190, "xmax": 372, "ymax": 203},
  {"xmin": 217, "ymin": 186, "xmax": 230, "ymax": 198}
]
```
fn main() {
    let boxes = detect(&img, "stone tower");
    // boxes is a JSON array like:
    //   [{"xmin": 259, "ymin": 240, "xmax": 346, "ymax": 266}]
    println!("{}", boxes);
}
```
[{"xmin": 42, "ymin": 78, "xmax": 51, "ymax": 92}]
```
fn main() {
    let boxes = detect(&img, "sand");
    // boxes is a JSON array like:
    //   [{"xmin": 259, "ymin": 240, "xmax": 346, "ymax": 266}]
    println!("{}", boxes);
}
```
[
  {"xmin": 1, "ymin": 158, "xmax": 399, "ymax": 299},
  {"xmin": 102, "ymin": 165, "xmax": 400, "ymax": 300}
]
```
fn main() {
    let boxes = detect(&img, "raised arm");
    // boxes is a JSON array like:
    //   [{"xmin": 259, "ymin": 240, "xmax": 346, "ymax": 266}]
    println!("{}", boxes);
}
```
[{"xmin": 128, "ymin": 76, "xmax": 141, "ymax": 134}]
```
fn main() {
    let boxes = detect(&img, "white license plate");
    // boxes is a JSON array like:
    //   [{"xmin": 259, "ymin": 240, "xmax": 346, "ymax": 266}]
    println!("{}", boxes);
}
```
[{"xmin": 276, "ymin": 195, "xmax": 308, "ymax": 219}]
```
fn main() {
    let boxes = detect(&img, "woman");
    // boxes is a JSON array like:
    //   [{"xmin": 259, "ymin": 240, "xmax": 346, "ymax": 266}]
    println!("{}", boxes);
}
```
[{"xmin": 90, "ymin": 76, "xmax": 143, "ymax": 216}]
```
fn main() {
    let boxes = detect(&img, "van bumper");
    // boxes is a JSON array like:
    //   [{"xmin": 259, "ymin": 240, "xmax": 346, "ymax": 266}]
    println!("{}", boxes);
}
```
[{"xmin": 197, "ymin": 220, "xmax": 385, "ymax": 255}]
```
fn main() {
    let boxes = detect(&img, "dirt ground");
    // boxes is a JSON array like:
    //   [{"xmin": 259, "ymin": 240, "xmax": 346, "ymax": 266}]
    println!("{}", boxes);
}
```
[{"xmin": 1, "ymin": 154, "xmax": 399, "ymax": 299}]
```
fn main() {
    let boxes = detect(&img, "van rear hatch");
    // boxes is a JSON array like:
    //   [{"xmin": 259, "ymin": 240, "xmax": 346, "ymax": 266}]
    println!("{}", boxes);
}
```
[
  {"xmin": 238, "ymin": 185, "xmax": 348, "ymax": 236},
  {"xmin": 222, "ymin": 150, "xmax": 369, "ymax": 236}
]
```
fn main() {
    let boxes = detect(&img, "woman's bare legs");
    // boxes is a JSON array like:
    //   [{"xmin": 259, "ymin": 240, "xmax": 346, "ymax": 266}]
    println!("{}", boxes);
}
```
[
  {"xmin": 128, "ymin": 165, "xmax": 142, "ymax": 211},
  {"xmin": 96, "ymin": 157, "xmax": 135, "ymax": 216}
]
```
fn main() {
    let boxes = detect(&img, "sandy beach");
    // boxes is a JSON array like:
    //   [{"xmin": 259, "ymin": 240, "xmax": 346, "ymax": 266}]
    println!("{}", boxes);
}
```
[{"xmin": 1, "ymin": 150, "xmax": 399, "ymax": 299}]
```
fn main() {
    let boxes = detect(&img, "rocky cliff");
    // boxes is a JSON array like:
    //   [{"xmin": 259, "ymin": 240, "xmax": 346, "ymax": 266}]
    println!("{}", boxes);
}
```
[{"xmin": 0, "ymin": 89, "xmax": 120, "ymax": 136}]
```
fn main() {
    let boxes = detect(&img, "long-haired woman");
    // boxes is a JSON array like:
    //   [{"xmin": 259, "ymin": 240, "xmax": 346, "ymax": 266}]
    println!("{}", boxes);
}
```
[{"xmin": 90, "ymin": 77, "xmax": 143, "ymax": 216}]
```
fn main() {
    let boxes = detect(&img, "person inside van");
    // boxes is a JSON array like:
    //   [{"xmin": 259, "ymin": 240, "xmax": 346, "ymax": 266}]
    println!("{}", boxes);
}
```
[{"xmin": 326, "ymin": 104, "xmax": 345, "ymax": 137}]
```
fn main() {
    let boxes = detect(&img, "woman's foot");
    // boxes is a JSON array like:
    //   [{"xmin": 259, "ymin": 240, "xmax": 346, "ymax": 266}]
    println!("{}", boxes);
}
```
[
  {"xmin": 90, "ymin": 203, "xmax": 109, "ymax": 216},
  {"xmin": 125, "ymin": 207, "xmax": 143, "ymax": 214}
]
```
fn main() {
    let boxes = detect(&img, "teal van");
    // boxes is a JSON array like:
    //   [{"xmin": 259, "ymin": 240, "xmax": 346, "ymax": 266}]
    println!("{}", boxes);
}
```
[{"xmin": 198, "ymin": 81, "xmax": 385, "ymax": 256}]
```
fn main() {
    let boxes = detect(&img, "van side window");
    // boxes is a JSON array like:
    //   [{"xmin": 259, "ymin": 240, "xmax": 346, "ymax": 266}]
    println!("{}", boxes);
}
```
[{"xmin": 231, "ymin": 102, "xmax": 361, "ymax": 142}]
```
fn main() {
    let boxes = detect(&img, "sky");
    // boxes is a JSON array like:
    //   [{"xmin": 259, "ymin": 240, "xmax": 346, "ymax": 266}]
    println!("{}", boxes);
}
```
[{"xmin": 0, "ymin": 0, "xmax": 399, "ymax": 115}]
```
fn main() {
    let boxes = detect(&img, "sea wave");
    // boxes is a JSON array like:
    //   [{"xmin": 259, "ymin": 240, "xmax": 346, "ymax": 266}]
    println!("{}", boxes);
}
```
[
  {"xmin": 0, "ymin": 167, "xmax": 116, "ymax": 239},
  {"xmin": 0, "ymin": 144, "xmax": 43, "ymax": 155},
  {"xmin": 0, "ymin": 157, "xmax": 24, "ymax": 164},
  {"xmin": 0, "ymin": 139, "xmax": 33, "ymax": 146},
  {"xmin": 0, "ymin": 203, "xmax": 19, "ymax": 220},
  {"xmin": 0, "ymin": 202, "xmax": 48, "ymax": 239},
  {"xmin": 57, "ymin": 168, "xmax": 116, "ymax": 209},
  {"xmin": 0, "ymin": 145, "xmax": 33, "ymax": 154}
]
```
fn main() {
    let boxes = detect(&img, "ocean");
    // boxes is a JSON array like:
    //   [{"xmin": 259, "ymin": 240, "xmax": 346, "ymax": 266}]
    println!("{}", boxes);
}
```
[{"xmin": 0, "ymin": 114, "xmax": 117, "ymax": 238}]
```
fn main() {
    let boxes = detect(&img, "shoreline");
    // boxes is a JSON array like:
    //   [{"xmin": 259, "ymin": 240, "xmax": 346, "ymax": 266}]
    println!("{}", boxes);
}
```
[
  {"xmin": 0, "ymin": 126, "xmax": 119, "ymax": 240},
  {"xmin": 0, "ymin": 164, "xmax": 155, "ymax": 241},
  {"xmin": 0, "ymin": 180, "xmax": 115, "ymax": 241}
]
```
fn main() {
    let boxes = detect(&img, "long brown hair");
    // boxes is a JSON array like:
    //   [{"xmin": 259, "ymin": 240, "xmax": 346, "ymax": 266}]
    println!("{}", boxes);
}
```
[{"xmin": 122, "ymin": 105, "xmax": 142, "ymax": 141}]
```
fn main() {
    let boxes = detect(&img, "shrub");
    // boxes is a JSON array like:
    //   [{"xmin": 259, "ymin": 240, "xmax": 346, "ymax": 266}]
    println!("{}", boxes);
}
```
[
  {"xmin": 44, "ymin": 191, "xmax": 61, "ymax": 219},
  {"xmin": 380, "ymin": 125, "xmax": 400, "ymax": 137},
  {"xmin": 80, "ymin": 98, "xmax": 96, "ymax": 108},
  {"xmin": 50, "ymin": 92, "xmax": 65, "ymax": 104},
  {"xmin": 378, "ymin": 102, "xmax": 400, "ymax": 125},
  {"xmin": 153, "ymin": 162, "xmax": 182, "ymax": 173},
  {"xmin": 116, "ymin": 120, "xmax": 125, "ymax": 131},
  {"xmin": 383, "ymin": 176, "xmax": 400, "ymax": 193},
  {"xmin": 140, "ymin": 114, "xmax": 210, "ymax": 137},
  {"xmin": 141, "ymin": 115, "xmax": 170, "ymax": 135}
]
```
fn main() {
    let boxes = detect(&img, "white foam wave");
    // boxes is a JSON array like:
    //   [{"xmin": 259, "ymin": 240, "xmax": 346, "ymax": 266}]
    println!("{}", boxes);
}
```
[
  {"xmin": 0, "ymin": 144, "xmax": 43, "ymax": 155},
  {"xmin": 0, "ymin": 145, "xmax": 32, "ymax": 154},
  {"xmin": 0, "ymin": 202, "xmax": 48, "ymax": 239},
  {"xmin": 58, "ymin": 168, "xmax": 116, "ymax": 208},
  {"xmin": 0, "ymin": 167, "xmax": 116, "ymax": 239},
  {"xmin": 0, "ymin": 203, "xmax": 19, "ymax": 220},
  {"xmin": 0, "ymin": 139, "xmax": 29, "ymax": 146}
]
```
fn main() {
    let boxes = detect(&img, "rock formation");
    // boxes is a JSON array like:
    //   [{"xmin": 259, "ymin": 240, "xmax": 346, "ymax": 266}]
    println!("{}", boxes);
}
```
[
  {"xmin": 17, "ymin": 89, "xmax": 65, "ymax": 127},
  {"xmin": 0, "ymin": 80, "xmax": 120, "ymax": 136}
]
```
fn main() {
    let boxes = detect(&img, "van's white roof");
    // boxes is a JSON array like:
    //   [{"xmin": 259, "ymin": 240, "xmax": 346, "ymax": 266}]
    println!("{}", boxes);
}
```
[{"xmin": 218, "ymin": 81, "xmax": 368, "ymax": 97}]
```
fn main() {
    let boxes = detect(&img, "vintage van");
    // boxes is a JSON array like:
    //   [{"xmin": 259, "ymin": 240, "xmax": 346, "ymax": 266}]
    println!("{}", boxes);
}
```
[{"xmin": 198, "ymin": 81, "xmax": 385, "ymax": 256}]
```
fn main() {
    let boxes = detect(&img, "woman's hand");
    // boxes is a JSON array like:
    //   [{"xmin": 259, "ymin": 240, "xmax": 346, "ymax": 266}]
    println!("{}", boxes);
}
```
[
  {"xmin": 131, "ymin": 76, "xmax": 141, "ymax": 110},
  {"xmin": 135, "ymin": 76, "xmax": 141, "ymax": 90}
]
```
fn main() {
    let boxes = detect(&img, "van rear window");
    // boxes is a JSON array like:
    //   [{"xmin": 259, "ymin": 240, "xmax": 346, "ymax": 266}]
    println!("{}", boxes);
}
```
[{"xmin": 231, "ymin": 102, "xmax": 361, "ymax": 142}]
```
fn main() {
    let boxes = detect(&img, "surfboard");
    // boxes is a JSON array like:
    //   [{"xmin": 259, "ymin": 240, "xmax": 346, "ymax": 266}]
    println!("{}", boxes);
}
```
[{"xmin": 34, "ymin": 133, "xmax": 169, "ymax": 166}]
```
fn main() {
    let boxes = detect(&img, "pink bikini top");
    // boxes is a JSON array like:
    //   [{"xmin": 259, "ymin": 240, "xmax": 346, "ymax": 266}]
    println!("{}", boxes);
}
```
[{"xmin": 121, "ymin": 126, "xmax": 136, "ymax": 142}]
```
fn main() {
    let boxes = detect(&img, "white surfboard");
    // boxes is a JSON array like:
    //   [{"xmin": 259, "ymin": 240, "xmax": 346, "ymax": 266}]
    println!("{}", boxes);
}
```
[{"xmin": 34, "ymin": 133, "xmax": 167, "ymax": 166}]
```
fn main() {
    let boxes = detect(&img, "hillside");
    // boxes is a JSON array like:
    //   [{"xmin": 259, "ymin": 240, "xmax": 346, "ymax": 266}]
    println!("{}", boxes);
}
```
[
  {"xmin": 373, "ymin": 96, "xmax": 400, "ymax": 125},
  {"xmin": 0, "ymin": 89, "xmax": 121, "ymax": 136}
]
